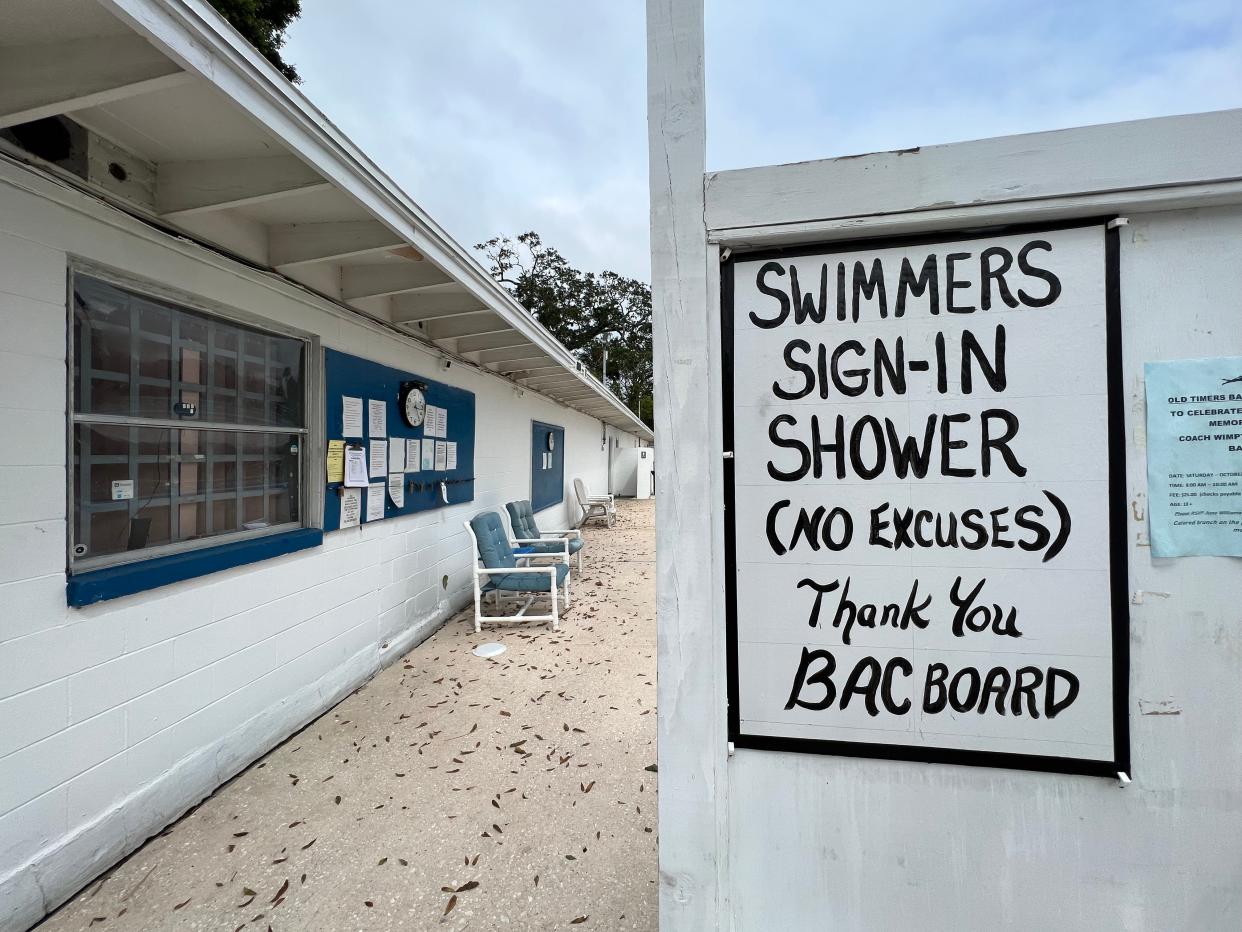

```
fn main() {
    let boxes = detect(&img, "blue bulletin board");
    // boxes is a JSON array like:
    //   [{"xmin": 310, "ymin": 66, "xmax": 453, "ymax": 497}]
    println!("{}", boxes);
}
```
[{"xmin": 323, "ymin": 348, "xmax": 475, "ymax": 531}]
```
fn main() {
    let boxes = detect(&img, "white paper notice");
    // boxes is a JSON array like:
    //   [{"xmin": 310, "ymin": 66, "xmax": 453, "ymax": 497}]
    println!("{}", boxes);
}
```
[
  {"xmin": 434, "ymin": 440, "xmax": 447, "ymax": 471},
  {"xmin": 387, "ymin": 473, "xmax": 405, "ymax": 507},
  {"xmin": 1144, "ymin": 356, "xmax": 1242, "ymax": 557},
  {"xmin": 406, "ymin": 439, "xmax": 421, "ymax": 471},
  {"xmin": 368, "ymin": 399, "xmax": 387, "ymax": 437},
  {"xmin": 446, "ymin": 441, "xmax": 458, "ymax": 470},
  {"xmin": 339, "ymin": 487, "xmax": 361, "ymax": 528},
  {"xmin": 421, "ymin": 439, "xmax": 435, "ymax": 470},
  {"xmin": 366, "ymin": 482, "xmax": 385, "ymax": 521},
  {"xmin": 343, "ymin": 445, "xmax": 368, "ymax": 487},
  {"xmin": 368, "ymin": 439, "xmax": 387, "ymax": 477},
  {"xmin": 342, "ymin": 396, "xmax": 363, "ymax": 437},
  {"xmin": 424, "ymin": 405, "xmax": 439, "ymax": 438},
  {"xmin": 438, "ymin": 407, "xmax": 449, "ymax": 437},
  {"xmin": 388, "ymin": 438, "xmax": 406, "ymax": 473},
  {"xmin": 725, "ymin": 222, "xmax": 1123, "ymax": 772}
]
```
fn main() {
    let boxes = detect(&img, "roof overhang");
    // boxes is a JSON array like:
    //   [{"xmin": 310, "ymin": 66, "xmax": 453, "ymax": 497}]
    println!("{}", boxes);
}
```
[{"xmin": 0, "ymin": 0, "xmax": 652, "ymax": 440}]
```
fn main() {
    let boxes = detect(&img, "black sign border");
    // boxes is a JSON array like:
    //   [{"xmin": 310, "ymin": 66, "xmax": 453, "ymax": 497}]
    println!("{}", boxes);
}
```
[{"xmin": 721, "ymin": 218, "xmax": 1130, "ymax": 779}]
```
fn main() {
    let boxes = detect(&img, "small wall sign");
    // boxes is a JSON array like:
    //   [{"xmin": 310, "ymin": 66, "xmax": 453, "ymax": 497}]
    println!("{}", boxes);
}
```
[{"xmin": 1144, "ymin": 355, "xmax": 1242, "ymax": 557}]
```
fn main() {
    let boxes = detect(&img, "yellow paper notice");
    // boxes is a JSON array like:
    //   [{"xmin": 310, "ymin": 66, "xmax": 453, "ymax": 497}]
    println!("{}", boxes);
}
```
[{"xmin": 326, "ymin": 439, "xmax": 345, "ymax": 483}]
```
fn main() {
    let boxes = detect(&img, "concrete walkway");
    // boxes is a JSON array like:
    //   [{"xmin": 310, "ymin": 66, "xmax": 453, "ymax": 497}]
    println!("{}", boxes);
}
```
[{"xmin": 39, "ymin": 500, "xmax": 656, "ymax": 931}]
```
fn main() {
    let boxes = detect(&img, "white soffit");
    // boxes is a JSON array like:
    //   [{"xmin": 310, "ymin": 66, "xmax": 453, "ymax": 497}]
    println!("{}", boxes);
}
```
[{"xmin": 0, "ymin": 0, "xmax": 652, "ymax": 440}]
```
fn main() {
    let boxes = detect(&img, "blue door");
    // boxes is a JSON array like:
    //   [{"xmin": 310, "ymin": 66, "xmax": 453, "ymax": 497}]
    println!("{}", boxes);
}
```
[{"xmin": 531, "ymin": 421, "xmax": 565, "ymax": 512}]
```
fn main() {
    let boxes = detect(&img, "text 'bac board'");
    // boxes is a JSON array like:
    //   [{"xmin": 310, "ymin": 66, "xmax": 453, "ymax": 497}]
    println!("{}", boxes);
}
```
[{"xmin": 722, "ymin": 220, "xmax": 1129, "ymax": 777}]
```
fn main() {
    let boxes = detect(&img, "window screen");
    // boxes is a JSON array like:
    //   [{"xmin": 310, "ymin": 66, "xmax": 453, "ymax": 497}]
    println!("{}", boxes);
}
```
[{"xmin": 70, "ymin": 273, "xmax": 308, "ymax": 568}]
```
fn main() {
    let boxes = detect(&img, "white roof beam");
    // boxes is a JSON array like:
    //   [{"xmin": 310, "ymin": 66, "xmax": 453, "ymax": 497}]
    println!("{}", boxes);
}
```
[
  {"xmin": 503, "ymin": 368, "xmax": 564, "ymax": 380},
  {"xmin": 425, "ymin": 312, "xmax": 512, "ymax": 341},
  {"xmin": 400, "ymin": 308, "xmax": 491, "ymax": 328},
  {"xmin": 523, "ymin": 369, "xmax": 585, "ymax": 380},
  {"xmin": 269, "ymin": 220, "xmax": 406, "ymax": 269},
  {"xmin": 392, "ymin": 281, "xmax": 460, "ymax": 297},
  {"xmin": 522, "ymin": 373, "xmax": 586, "ymax": 387},
  {"xmin": 341, "ymin": 262, "xmax": 454, "ymax": 300},
  {"xmin": 550, "ymin": 391, "xmax": 604, "ymax": 401},
  {"xmin": 562, "ymin": 401, "xmax": 618, "ymax": 413},
  {"xmin": 478, "ymin": 346, "xmax": 553, "ymax": 364},
  {"xmin": 156, "ymin": 155, "xmax": 330, "ymax": 218},
  {"xmin": 490, "ymin": 358, "xmax": 556, "ymax": 372},
  {"xmin": 391, "ymin": 291, "xmax": 488, "ymax": 323},
  {"xmin": 487, "ymin": 354, "xmax": 554, "ymax": 369},
  {"xmin": 500, "ymin": 364, "xmax": 563, "ymax": 375},
  {"xmin": 0, "ymin": 34, "xmax": 191, "ymax": 130},
  {"xmin": 456, "ymin": 334, "xmax": 534, "ymax": 354}
]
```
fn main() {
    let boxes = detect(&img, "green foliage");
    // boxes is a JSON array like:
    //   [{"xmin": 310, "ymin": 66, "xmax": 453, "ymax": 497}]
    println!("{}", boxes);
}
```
[
  {"xmin": 207, "ymin": 0, "xmax": 302, "ymax": 82},
  {"xmin": 478, "ymin": 233, "xmax": 653, "ymax": 427}
]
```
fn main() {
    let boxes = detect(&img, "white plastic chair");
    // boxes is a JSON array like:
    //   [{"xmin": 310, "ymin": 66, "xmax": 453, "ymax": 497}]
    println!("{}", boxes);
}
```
[{"xmin": 574, "ymin": 477, "xmax": 616, "ymax": 527}]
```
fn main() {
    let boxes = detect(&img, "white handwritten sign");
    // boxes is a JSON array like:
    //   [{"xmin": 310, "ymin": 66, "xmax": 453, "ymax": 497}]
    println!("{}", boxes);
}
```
[{"xmin": 724, "ymin": 222, "xmax": 1126, "ymax": 775}]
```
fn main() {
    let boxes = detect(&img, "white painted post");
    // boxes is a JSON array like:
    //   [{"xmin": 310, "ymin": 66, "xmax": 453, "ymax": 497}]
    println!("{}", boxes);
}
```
[
  {"xmin": 551, "ymin": 574, "xmax": 560, "ymax": 632},
  {"xmin": 647, "ymin": 0, "xmax": 729, "ymax": 927}
]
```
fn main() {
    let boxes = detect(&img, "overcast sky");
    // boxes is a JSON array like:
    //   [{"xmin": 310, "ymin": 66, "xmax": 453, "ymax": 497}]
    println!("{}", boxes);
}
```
[{"xmin": 284, "ymin": 1, "xmax": 1242, "ymax": 282}]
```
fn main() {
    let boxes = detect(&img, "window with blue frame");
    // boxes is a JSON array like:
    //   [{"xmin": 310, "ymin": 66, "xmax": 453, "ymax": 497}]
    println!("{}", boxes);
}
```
[
  {"xmin": 69, "ymin": 270, "xmax": 314, "ymax": 585},
  {"xmin": 530, "ymin": 421, "xmax": 565, "ymax": 512}
]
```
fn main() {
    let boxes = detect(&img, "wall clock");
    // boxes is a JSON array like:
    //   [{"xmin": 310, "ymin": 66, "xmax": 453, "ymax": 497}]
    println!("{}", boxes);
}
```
[{"xmin": 399, "ymin": 381, "xmax": 426, "ymax": 428}]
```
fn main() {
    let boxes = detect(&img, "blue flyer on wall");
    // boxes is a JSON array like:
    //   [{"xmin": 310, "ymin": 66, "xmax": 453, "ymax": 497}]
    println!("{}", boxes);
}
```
[{"xmin": 1144, "ymin": 356, "xmax": 1242, "ymax": 557}]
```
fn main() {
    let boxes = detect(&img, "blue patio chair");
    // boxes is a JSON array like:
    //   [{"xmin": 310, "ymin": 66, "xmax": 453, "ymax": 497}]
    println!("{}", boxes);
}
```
[
  {"xmin": 464, "ymin": 511, "xmax": 571, "ymax": 632},
  {"xmin": 505, "ymin": 499, "xmax": 584, "ymax": 574}
]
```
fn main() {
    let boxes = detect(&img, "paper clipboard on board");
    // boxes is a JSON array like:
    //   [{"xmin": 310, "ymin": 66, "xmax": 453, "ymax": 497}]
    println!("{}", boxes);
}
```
[{"xmin": 343, "ymin": 442, "xmax": 368, "ymax": 487}]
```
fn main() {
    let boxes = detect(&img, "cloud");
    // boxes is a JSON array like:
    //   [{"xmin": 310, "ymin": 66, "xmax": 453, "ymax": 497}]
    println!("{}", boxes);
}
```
[
  {"xmin": 284, "ymin": 1, "xmax": 1242, "ymax": 285},
  {"xmin": 284, "ymin": 0, "xmax": 650, "ymax": 279}
]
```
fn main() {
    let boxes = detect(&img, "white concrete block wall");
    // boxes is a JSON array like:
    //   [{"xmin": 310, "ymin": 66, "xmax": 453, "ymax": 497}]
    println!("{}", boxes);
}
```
[{"xmin": 0, "ymin": 161, "xmax": 643, "ymax": 927}]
